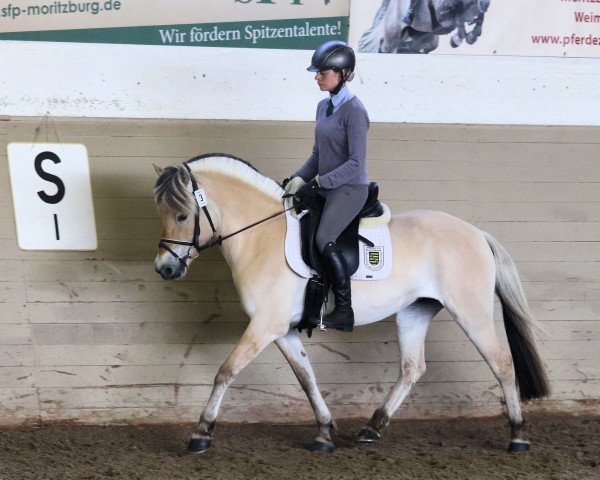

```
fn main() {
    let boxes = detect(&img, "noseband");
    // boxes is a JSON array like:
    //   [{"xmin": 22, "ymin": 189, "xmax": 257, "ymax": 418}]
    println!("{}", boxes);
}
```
[
  {"xmin": 158, "ymin": 162, "xmax": 221, "ymax": 269},
  {"xmin": 158, "ymin": 161, "xmax": 295, "ymax": 270}
]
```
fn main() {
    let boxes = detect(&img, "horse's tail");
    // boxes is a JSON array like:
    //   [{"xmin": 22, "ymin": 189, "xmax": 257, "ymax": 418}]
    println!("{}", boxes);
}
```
[
  {"xmin": 358, "ymin": 0, "xmax": 391, "ymax": 52},
  {"xmin": 482, "ymin": 231, "xmax": 551, "ymax": 401}
]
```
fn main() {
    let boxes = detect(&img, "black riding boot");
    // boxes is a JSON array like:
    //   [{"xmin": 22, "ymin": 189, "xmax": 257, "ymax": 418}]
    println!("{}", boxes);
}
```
[
  {"xmin": 321, "ymin": 242, "xmax": 354, "ymax": 332},
  {"xmin": 403, "ymin": 0, "xmax": 419, "ymax": 25}
]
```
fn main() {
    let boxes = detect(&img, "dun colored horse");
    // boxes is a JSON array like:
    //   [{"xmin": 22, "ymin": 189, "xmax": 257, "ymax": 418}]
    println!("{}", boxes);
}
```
[{"xmin": 153, "ymin": 154, "xmax": 549, "ymax": 454}]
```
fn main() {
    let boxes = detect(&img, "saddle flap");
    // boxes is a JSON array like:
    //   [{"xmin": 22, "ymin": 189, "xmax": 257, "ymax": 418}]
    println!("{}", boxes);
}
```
[{"xmin": 337, "ymin": 223, "xmax": 361, "ymax": 276}]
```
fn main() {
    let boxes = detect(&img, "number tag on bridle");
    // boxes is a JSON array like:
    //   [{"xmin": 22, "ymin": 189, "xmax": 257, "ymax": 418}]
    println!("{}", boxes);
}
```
[{"xmin": 194, "ymin": 188, "xmax": 208, "ymax": 207}]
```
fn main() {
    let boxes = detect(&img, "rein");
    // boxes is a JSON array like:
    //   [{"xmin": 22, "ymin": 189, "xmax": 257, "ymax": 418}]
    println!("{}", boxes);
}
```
[{"xmin": 158, "ymin": 161, "xmax": 294, "ymax": 268}]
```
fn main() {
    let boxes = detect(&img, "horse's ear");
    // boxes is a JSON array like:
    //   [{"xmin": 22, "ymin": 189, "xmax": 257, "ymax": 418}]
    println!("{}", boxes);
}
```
[
  {"xmin": 153, "ymin": 164, "xmax": 164, "ymax": 176},
  {"xmin": 178, "ymin": 165, "xmax": 191, "ymax": 184}
]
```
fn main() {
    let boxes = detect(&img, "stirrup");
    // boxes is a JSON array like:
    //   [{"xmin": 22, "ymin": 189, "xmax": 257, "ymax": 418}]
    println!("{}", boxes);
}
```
[{"xmin": 317, "ymin": 297, "xmax": 328, "ymax": 331}]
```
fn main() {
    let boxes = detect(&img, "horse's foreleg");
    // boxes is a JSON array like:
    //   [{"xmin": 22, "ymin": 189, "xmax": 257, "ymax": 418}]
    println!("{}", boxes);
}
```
[
  {"xmin": 275, "ymin": 330, "xmax": 335, "ymax": 453},
  {"xmin": 357, "ymin": 299, "xmax": 441, "ymax": 443},
  {"xmin": 466, "ymin": 14, "xmax": 484, "ymax": 44},
  {"xmin": 450, "ymin": 18, "xmax": 467, "ymax": 48},
  {"xmin": 187, "ymin": 320, "xmax": 284, "ymax": 454}
]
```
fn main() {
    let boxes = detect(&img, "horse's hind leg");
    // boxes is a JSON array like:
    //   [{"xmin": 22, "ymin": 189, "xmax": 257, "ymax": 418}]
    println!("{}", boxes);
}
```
[
  {"xmin": 276, "ymin": 331, "xmax": 336, "ymax": 453},
  {"xmin": 357, "ymin": 299, "xmax": 442, "ymax": 443},
  {"xmin": 445, "ymin": 294, "xmax": 528, "ymax": 451},
  {"xmin": 451, "ymin": 19, "xmax": 467, "ymax": 47}
]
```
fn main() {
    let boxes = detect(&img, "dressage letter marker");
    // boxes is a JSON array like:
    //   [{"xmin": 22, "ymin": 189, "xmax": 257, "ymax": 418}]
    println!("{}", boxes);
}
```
[{"xmin": 7, "ymin": 143, "xmax": 97, "ymax": 250}]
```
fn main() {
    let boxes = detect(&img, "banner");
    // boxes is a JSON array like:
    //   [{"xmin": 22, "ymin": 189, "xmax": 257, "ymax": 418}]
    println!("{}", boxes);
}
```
[
  {"xmin": 349, "ymin": 0, "xmax": 600, "ymax": 58},
  {"xmin": 1, "ymin": 0, "xmax": 599, "ymax": 57},
  {"xmin": 0, "ymin": 0, "xmax": 349, "ymax": 49}
]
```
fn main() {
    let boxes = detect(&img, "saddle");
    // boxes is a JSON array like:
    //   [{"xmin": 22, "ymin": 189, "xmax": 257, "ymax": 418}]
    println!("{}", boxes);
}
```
[
  {"xmin": 292, "ymin": 182, "xmax": 384, "ymax": 336},
  {"xmin": 411, "ymin": 0, "xmax": 461, "ymax": 34},
  {"xmin": 295, "ymin": 182, "xmax": 384, "ymax": 276}
]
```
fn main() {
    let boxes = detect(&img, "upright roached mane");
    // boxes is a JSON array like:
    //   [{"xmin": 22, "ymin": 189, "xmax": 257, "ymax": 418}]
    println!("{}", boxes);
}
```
[{"xmin": 154, "ymin": 153, "xmax": 283, "ymax": 213}]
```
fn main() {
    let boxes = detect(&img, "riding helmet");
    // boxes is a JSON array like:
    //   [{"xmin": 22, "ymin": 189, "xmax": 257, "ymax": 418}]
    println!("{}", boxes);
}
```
[{"xmin": 307, "ymin": 40, "xmax": 356, "ymax": 73}]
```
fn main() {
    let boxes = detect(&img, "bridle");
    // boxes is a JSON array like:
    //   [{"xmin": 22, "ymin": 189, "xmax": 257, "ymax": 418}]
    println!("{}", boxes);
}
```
[
  {"xmin": 158, "ymin": 161, "xmax": 294, "ymax": 269},
  {"xmin": 158, "ymin": 162, "xmax": 219, "ymax": 269}
]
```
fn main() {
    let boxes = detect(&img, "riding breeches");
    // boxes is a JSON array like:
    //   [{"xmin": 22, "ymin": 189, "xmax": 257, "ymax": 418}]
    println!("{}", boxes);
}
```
[{"xmin": 315, "ymin": 184, "xmax": 369, "ymax": 253}]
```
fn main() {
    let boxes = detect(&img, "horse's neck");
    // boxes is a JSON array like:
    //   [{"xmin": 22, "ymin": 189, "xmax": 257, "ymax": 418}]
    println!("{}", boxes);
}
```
[{"xmin": 197, "ymin": 170, "xmax": 284, "ymax": 267}]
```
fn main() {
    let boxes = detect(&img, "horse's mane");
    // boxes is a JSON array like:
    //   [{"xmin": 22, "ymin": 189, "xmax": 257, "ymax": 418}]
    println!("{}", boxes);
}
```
[{"xmin": 154, "ymin": 153, "xmax": 283, "ymax": 213}]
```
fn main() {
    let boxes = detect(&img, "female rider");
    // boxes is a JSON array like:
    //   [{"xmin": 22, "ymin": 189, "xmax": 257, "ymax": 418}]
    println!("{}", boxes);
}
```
[{"xmin": 284, "ymin": 40, "xmax": 370, "ymax": 333}]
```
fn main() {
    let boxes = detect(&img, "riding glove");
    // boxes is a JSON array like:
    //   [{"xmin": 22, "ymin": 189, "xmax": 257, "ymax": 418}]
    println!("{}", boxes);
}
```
[
  {"xmin": 283, "ymin": 176, "xmax": 306, "ymax": 195},
  {"xmin": 295, "ymin": 179, "xmax": 320, "ymax": 198}
]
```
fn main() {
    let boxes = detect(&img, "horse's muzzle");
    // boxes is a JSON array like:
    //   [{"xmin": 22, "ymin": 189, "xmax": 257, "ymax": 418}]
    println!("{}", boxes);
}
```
[{"xmin": 154, "ymin": 258, "xmax": 186, "ymax": 280}]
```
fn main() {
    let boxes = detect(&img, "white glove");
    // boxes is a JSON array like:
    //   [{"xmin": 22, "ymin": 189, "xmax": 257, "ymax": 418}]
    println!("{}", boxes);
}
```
[
  {"xmin": 283, "ymin": 176, "xmax": 306, "ymax": 219},
  {"xmin": 283, "ymin": 176, "xmax": 306, "ymax": 195}
]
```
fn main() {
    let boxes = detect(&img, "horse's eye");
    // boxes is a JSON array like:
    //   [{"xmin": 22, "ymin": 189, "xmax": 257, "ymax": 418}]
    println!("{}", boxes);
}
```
[{"xmin": 176, "ymin": 214, "xmax": 188, "ymax": 222}]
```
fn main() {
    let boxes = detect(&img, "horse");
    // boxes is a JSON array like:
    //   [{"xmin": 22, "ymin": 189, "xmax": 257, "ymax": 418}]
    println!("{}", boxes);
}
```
[
  {"xmin": 153, "ymin": 153, "xmax": 549, "ymax": 454},
  {"xmin": 358, "ymin": 0, "xmax": 491, "ymax": 54}
]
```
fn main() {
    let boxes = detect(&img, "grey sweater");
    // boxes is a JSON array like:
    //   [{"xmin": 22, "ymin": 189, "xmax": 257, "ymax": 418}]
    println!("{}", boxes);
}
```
[{"xmin": 294, "ymin": 96, "xmax": 370, "ymax": 189}]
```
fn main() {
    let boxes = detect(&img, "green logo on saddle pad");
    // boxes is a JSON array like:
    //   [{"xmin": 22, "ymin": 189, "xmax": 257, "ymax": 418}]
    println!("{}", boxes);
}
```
[
  {"xmin": 369, "ymin": 251, "xmax": 379, "ymax": 265},
  {"xmin": 364, "ymin": 246, "xmax": 384, "ymax": 271}
]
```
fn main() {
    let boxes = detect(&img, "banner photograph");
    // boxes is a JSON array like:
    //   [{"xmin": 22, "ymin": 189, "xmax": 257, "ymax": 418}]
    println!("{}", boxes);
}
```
[
  {"xmin": 349, "ymin": 0, "xmax": 600, "ymax": 58},
  {"xmin": 0, "ymin": 0, "xmax": 349, "ymax": 49}
]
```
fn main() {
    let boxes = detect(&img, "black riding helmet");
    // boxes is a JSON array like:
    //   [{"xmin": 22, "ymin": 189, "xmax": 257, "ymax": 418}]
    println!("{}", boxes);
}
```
[{"xmin": 307, "ymin": 40, "xmax": 356, "ymax": 74}]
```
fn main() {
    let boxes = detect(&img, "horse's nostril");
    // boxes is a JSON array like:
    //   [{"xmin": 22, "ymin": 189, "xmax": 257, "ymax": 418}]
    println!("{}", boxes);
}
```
[{"xmin": 163, "ymin": 266, "xmax": 173, "ymax": 277}]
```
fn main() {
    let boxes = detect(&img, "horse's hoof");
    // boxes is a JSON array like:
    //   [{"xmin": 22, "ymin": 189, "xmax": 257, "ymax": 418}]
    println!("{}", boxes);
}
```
[
  {"xmin": 187, "ymin": 436, "xmax": 212, "ymax": 454},
  {"xmin": 356, "ymin": 427, "xmax": 380, "ymax": 444},
  {"xmin": 450, "ymin": 36, "xmax": 462, "ymax": 48},
  {"xmin": 309, "ymin": 440, "xmax": 335, "ymax": 453},
  {"xmin": 508, "ymin": 440, "xmax": 530, "ymax": 452}
]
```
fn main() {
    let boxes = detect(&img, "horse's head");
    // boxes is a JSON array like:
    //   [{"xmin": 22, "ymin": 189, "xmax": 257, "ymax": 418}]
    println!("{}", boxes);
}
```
[{"xmin": 153, "ymin": 164, "xmax": 218, "ymax": 280}]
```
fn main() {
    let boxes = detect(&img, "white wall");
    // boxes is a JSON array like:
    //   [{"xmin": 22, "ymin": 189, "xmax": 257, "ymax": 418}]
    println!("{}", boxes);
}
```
[{"xmin": 1, "ymin": 40, "xmax": 599, "ymax": 125}]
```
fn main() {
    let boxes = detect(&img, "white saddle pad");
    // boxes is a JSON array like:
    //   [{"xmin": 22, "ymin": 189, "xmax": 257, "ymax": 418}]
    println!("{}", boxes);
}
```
[{"xmin": 284, "ymin": 208, "xmax": 393, "ymax": 281}]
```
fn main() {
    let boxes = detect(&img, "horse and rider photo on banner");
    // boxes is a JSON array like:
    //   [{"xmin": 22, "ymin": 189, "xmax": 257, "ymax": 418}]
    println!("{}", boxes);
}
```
[{"xmin": 349, "ymin": 0, "xmax": 600, "ymax": 57}]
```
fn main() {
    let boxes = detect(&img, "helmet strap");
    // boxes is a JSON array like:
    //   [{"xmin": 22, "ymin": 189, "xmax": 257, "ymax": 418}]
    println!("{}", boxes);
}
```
[{"xmin": 328, "ymin": 70, "xmax": 349, "ymax": 95}]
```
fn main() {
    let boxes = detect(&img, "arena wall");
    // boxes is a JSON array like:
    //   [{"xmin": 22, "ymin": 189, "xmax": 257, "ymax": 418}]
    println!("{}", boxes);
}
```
[
  {"xmin": 1, "ymin": 41, "xmax": 599, "ymax": 126},
  {"xmin": 1, "ymin": 117, "xmax": 598, "ymax": 426}
]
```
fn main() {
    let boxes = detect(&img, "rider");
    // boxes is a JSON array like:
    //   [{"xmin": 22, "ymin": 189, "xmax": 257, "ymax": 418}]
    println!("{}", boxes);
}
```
[{"xmin": 284, "ymin": 40, "xmax": 370, "ymax": 333}]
